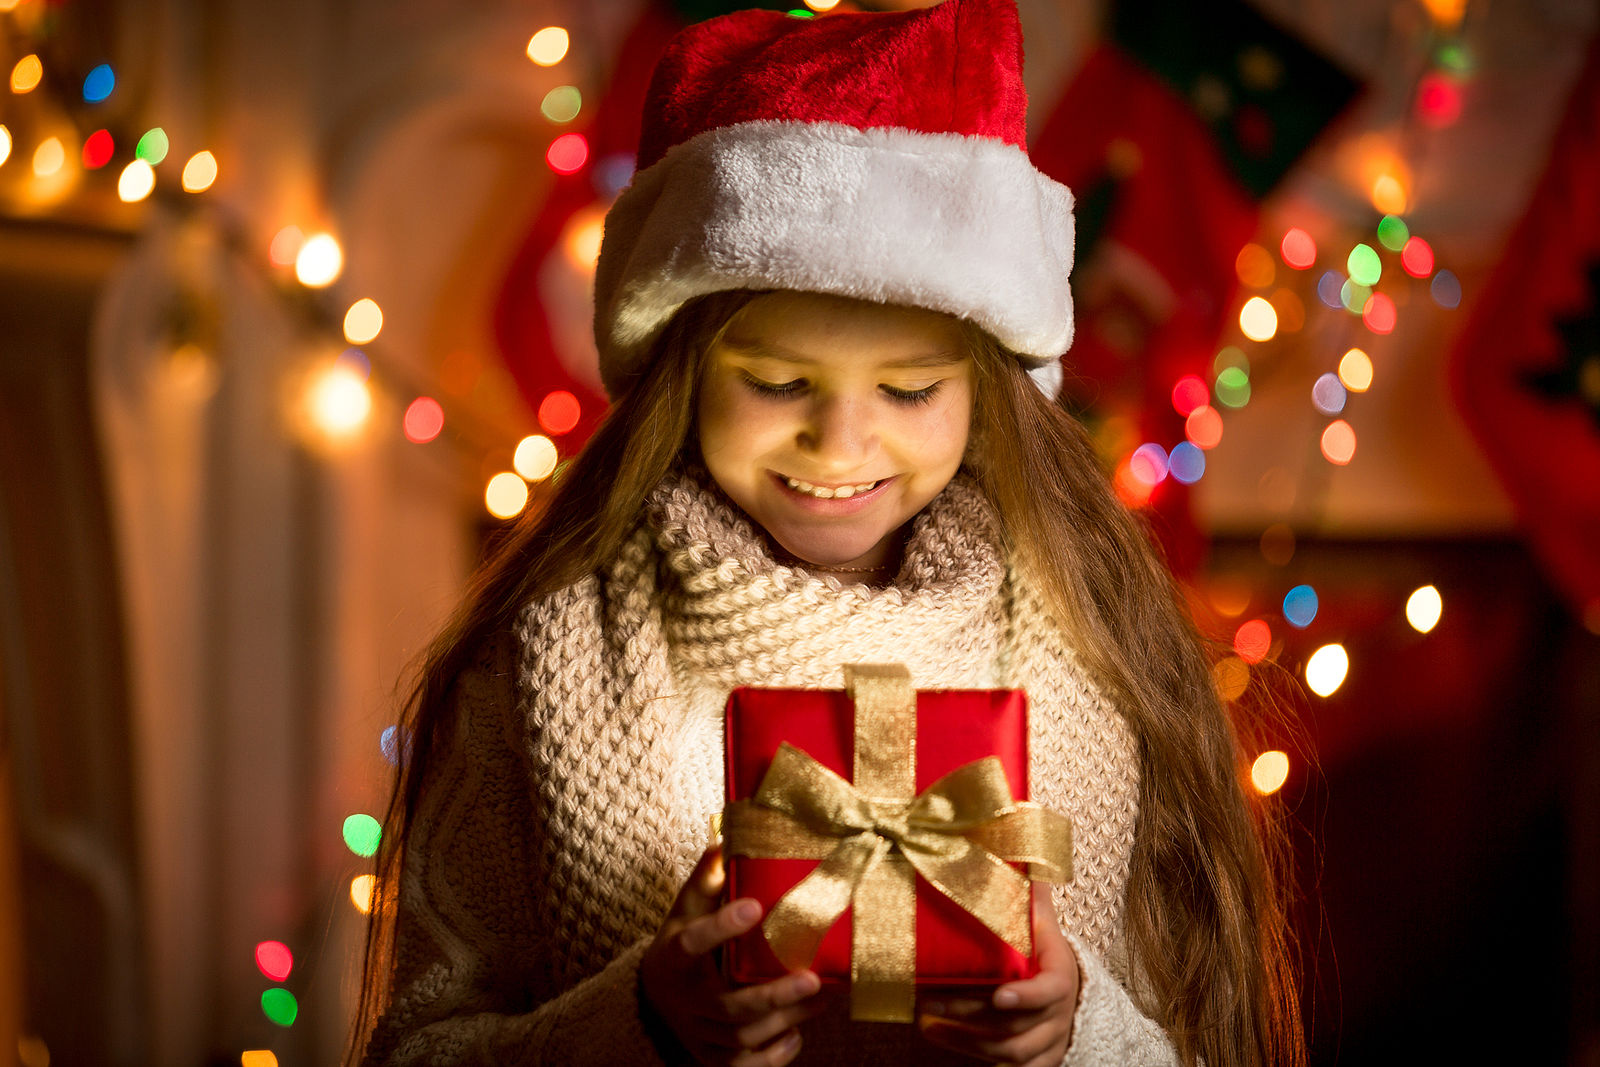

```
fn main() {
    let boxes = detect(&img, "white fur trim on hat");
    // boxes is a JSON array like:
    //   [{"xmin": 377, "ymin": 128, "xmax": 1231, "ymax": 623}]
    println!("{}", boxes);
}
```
[{"xmin": 594, "ymin": 119, "xmax": 1075, "ymax": 397}]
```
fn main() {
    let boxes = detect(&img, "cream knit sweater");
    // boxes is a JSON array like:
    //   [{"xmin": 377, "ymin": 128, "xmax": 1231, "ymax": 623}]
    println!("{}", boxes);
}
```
[{"xmin": 362, "ymin": 470, "xmax": 1179, "ymax": 1066}]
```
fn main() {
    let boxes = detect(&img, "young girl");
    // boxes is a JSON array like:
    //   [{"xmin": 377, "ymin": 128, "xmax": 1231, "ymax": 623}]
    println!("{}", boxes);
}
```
[{"xmin": 349, "ymin": 1, "xmax": 1302, "ymax": 1064}]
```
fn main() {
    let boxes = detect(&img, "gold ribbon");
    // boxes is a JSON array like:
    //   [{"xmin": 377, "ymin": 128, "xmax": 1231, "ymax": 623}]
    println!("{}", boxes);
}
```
[{"xmin": 723, "ymin": 664, "xmax": 1074, "ymax": 1022}]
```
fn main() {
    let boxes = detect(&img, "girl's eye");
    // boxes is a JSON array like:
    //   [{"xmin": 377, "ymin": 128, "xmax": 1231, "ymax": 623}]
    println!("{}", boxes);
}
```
[
  {"xmin": 881, "ymin": 382, "xmax": 943, "ymax": 406},
  {"xmin": 740, "ymin": 374, "xmax": 806, "ymax": 398}
]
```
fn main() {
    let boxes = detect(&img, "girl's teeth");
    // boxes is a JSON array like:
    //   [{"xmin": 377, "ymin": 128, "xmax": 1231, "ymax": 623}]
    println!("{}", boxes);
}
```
[{"xmin": 785, "ymin": 477, "xmax": 879, "ymax": 499}]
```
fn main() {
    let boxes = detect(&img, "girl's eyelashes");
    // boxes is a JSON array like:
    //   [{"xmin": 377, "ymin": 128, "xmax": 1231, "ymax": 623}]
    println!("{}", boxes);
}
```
[
  {"xmin": 736, "ymin": 373, "xmax": 944, "ymax": 405},
  {"xmin": 739, "ymin": 373, "xmax": 806, "ymax": 398},
  {"xmin": 881, "ymin": 382, "xmax": 943, "ymax": 406}
]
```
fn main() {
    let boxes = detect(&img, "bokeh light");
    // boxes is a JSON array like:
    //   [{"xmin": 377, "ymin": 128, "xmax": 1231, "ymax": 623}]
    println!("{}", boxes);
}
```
[
  {"xmin": 336, "ymin": 347, "xmax": 371, "ymax": 380},
  {"xmin": 1212, "ymin": 656, "xmax": 1250, "ymax": 701},
  {"xmin": 343, "ymin": 813, "xmax": 382, "ymax": 857},
  {"xmin": 0, "ymin": 125, "xmax": 11, "ymax": 167},
  {"xmin": 1340, "ymin": 279, "xmax": 1371, "ymax": 314},
  {"xmin": 515, "ymin": 434, "xmax": 560, "ymax": 482},
  {"xmin": 11, "ymin": 54, "xmax": 43, "ymax": 94},
  {"xmin": 1250, "ymin": 751, "xmax": 1290, "ymax": 795},
  {"xmin": 1235, "ymin": 243, "xmax": 1275, "ymax": 288},
  {"xmin": 1282, "ymin": 584, "xmax": 1319, "ymax": 628},
  {"xmin": 1168, "ymin": 441, "xmax": 1205, "ymax": 485},
  {"xmin": 538, "ymin": 390, "xmax": 582, "ymax": 434},
  {"xmin": 295, "ymin": 233, "xmax": 343, "ymax": 287},
  {"xmin": 1431, "ymin": 270, "xmax": 1462, "ymax": 309},
  {"xmin": 1406, "ymin": 584, "xmax": 1443, "ymax": 633},
  {"xmin": 261, "ymin": 988, "xmax": 298, "ymax": 1028},
  {"xmin": 806, "ymin": 0, "xmax": 842, "ymax": 9},
  {"xmin": 83, "ymin": 63, "xmax": 115, "ymax": 103},
  {"xmin": 1239, "ymin": 296, "xmax": 1278, "ymax": 342},
  {"xmin": 547, "ymin": 132, "xmax": 588, "ymax": 175},
  {"xmin": 1339, "ymin": 348, "xmax": 1374, "ymax": 392},
  {"xmin": 182, "ymin": 150, "xmax": 217, "ymax": 192},
  {"xmin": 563, "ymin": 205, "xmax": 606, "ymax": 272},
  {"xmin": 343, "ymin": 298, "xmax": 383, "ymax": 344},
  {"xmin": 1320, "ymin": 419, "xmax": 1357, "ymax": 465},
  {"xmin": 1214, "ymin": 346, "xmax": 1248, "ymax": 376},
  {"xmin": 1171, "ymin": 374, "xmax": 1209, "ymax": 416},
  {"xmin": 1260, "ymin": 522, "xmax": 1296, "ymax": 566},
  {"xmin": 135, "ymin": 127, "xmax": 169, "ymax": 165},
  {"xmin": 1416, "ymin": 71, "xmax": 1464, "ymax": 127},
  {"xmin": 1269, "ymin": 287, "xmax": 1305, "ymax": 333},
  {"xmin": 350, "ymin": 874, "xmax": 376, "ymax": 915},
  {"xmin": 118, "ymin": 159, "xmax": 156, "ymax": 202},
  {"xmin": 380, "ymin": 724, "xmax": 406, "ymax": 766},
  {"xmin": 1370, "ymin": 173, "xmax": 1408, "ymax": 216},
  {"xmin": 241, "ymin": 1052, "xmax": 279, "ymax": 1067},
  {"xmin": 1209, "ymin": 576, "xmax": 1253, "ymax": 618},
  {"xmin": 1129, "ymin": 442, "xmax": 1169, "ymax": 485},
  {"xmin": 1312, "ymin": 372, "xmax": 1348, "ymax": 415},
  {"xmin": 1316, "ymin": 270, "xmax": 1344, "ymax": 309},
  {"xmin": 1347, "ymin": 243, "xmax": 1382, "ymax": 286},
  {"xmin": 83, "ymin": 129, "xmax": 114, "ymax": 169},
  {"xmin": 1234, "ymin": 619, "xmax": 1272, "ymax": 664},
  {"xmin": 32, "ymin": 136, "xmax": 64, "ymax": 177},
  {"xmin": 1185, "ymin": 405, "xmax": 1223, "ymax": 450},
  {"xmin": 1215, "ymin": 366, "xmax": 1251, "ymax": 408},
  {"xmin": 1363, "ymin": 292, "xmax": 1397, "ymax": 334},
  {"xmin": 1402, "ymin": 236, "xmax": 1435, "ymax": 278},
  {"xmin": 486, "ymin": 472, "xmax": 531, "ymax": 519},
  {"xmin": 527, "ymin": 27, "xmax": 570, "ymax": 66},
  {"xmin": 254, "ymin": 940, "xmax": 293, "ymax": 982},
  {"xmin": 1305, "ymin": 643, "xmax": 1349, "ymax": 697},
  {"xmin": 307, "ymin": 363, "xmax": 371, "ymax": 438},
  {"xmin": 1376, "ymin": 214, "xmax": 1410, "ymax": 251},
  {"xmin": 541, "ymin": 86, "xmax": 582, "ymax": 124},
  {"xmin": 269, "ymin": 226, "xmax": 304, "ymax": 267},
  {"xmin": 1280, "ymin": 227, "xmax": 1316, "ymax": 269},
  {"xmin": 403, "ymin": 397, "xmax": 445, "ymax": 444}
]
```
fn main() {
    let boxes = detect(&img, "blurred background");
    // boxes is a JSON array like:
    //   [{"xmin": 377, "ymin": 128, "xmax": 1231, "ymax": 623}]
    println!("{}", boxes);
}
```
[{"xmin": 1, "ymin": 0, "xmax": 1597, "ymax": 1063}]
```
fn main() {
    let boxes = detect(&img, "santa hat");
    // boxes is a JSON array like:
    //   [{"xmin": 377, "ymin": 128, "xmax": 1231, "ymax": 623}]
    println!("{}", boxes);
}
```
[{"xmin": 592, "ymin": 0, "xmax": 1075, "ymax": 397}]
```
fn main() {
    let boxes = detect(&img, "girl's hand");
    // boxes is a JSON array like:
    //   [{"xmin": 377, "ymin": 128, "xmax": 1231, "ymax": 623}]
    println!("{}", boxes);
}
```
[
  {"xmin": 917, "ymin": 886, "xmax": 1081, "ymax": 1066},
  {"xmin": 640, "ymin": 845, "xmax": 825, "ymax": 1066}
]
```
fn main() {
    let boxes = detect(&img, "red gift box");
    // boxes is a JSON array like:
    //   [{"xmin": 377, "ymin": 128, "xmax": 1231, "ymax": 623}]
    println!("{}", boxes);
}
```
[{"xmin": 722, "ymin": 664, "xmax": 1072, "ymax": 1022}]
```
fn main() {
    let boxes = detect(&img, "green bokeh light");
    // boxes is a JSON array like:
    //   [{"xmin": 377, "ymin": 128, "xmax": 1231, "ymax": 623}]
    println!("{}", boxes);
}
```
[
  {"xmin": 261, "ymin": 987, "xmax": 298, "ymax": 1027},
  {"xmin": 1215, "ymin": 367, "xmax": 1251, "ymax": 408},
  {"xmin": 1212, "ymin": 346, "xmax": 1249, "ymax": 378},
  {"xmin": 135, "ymin": 127, "xmax": 169, "ymax": 165},
  {"xmin": 540, "ymin": 86, "xmax": 582, "ymax": 124},
  {"xmin": 1376, "ymin": 215, "xmax": 1410, "ymax": 252},
  {"xmin": 1346, "ymin": 244, "xmax": 1382, "ymax": 287},
  {"xmin": 1340, "ymin": 279, "xmax": 1372, "ymax": 313},
  {"xmin": 342, "ymin": 813, "xmax": 381, "ymax": 858}
]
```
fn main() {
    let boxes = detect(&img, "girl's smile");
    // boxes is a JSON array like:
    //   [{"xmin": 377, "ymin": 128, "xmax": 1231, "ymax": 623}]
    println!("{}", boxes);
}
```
[{"xmin": 696, "ymin": 292, "xmax": 975, "ymax": 575}]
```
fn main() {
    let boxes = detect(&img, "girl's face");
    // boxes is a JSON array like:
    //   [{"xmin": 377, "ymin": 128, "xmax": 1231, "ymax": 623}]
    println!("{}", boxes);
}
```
[{"xmin": 696, "ymin": 291, "xmax": 975, "ymax": 572}]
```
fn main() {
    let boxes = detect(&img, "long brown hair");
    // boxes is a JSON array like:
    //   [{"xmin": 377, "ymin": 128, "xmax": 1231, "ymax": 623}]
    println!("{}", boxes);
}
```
[{"xmin": 346, "ymin": 294, "xmax": 1303, "ymax": 1066}]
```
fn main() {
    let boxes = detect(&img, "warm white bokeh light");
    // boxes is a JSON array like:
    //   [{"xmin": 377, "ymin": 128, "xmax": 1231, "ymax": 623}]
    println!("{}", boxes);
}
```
[
  {"xmin": 1239, "ymin": 297, "xmax": 1279, "ymax": 342},
  {"xmin": 343, "ymin": 298, "xmax": 384, "ymax": 344},
  {"xmin": 182, "ymin": 150, "xmax": 218, "ymax": 192},
  {"xmin": 1406, "ymin": 585, "xmax": 1443, "ymax": 633},
  {"xmin": 350, "ymin": 874, "xmax": 375, "ymax": 915},
  {"xmin": 1250, "ymin": 751, "xmax": 1291, "ymax": 795},
  {"xmin": 306, "ymin": 363, "xmax": 372, "ymax": 438},
  {"xmin": 295, "ymin": 232, "xmax": 344, "ymax": 288},
  {"xmin": 513, "ymin": 434, "xmax": 559, "ymax": 482},
  {"xmin": 117, "ymin": 159, "xmax": 156, "ymax": 202},
  {"xmin": 1305, "ymin": 643, "xmax": 1350, "ymax": 697},
  {"xmin": 485, "ymin": 472, "xmax": 530, "ymax": 519},
  {"xmin": 527, "ymin": 27, "xmax": 570, "ymax": 66}
]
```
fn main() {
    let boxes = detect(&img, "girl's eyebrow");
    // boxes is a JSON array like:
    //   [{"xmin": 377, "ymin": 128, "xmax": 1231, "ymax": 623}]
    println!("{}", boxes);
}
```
[{"xmin": 719, "ymin": 337, "xmax": 966, "ymax": 369}]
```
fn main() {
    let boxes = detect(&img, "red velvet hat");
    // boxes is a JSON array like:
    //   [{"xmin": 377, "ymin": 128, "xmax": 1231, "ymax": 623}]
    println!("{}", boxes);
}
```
[{"xmin": 593, "ymin": 0, "xmax": 1075, "ymax": 396}]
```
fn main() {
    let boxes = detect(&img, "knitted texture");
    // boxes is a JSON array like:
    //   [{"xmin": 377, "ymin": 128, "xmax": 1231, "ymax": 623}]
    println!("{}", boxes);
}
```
[{"xmin": 363, "ymin": 469, "xmax": 1173, "ymax": 1065}]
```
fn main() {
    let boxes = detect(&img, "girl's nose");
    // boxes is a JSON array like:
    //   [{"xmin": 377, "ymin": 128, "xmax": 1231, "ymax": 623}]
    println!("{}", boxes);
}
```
[{"xmin": 797, "ymin": 393, "xmax": 875, "ymax": 464}]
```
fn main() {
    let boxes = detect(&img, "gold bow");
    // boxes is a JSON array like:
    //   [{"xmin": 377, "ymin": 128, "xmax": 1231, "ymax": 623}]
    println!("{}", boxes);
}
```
[{"xmin": 723, "ymin": 664, "xmax": 1073, "ymax": 1023}]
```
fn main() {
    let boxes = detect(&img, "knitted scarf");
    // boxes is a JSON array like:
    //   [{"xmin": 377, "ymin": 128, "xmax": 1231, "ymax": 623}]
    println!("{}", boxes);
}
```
[{"xmin": 515, "ymin": 467, "xmax": 1140, "ymax": 1000}]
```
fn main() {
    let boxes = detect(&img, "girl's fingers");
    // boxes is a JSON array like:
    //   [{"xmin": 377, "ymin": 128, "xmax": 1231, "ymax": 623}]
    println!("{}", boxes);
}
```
[
  {"xmin": 720, "ymin": 970, "xmax": 822, "ymax": 1020},
  {"xmin": 675, "ymin": 896, "xmax": 764, "ymax": 958},
  {"xmin": 669, "ymin": 844, "xmax": 728, "ymax": 925},
  {"xmin": 728, "ymin": 1027, "xmax": 803, "ymax": 1067},
  {"xmin": 919, "ymin": 1015, "xmax": 1062, "ymax": 1065},
  {"xmin": 731, "ymin": 997, "xmax": 828, "ymax": 1051},
  {"xmin": 989, "ymin": 969, "xmax": 1072, "ymax": 1013}
]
